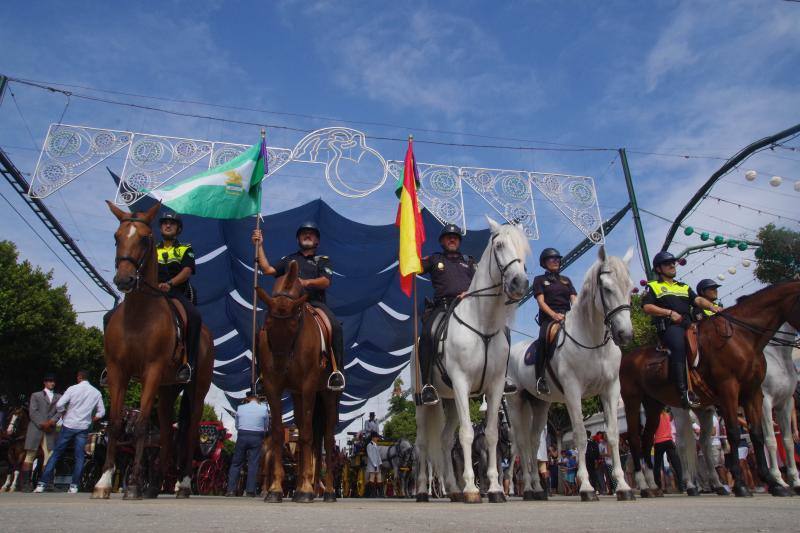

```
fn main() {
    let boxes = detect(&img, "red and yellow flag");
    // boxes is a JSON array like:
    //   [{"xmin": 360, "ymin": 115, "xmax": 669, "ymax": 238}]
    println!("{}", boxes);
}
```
[{"xmin": 395, "ymin": 138, "xmax": 426, "ymax": 296}]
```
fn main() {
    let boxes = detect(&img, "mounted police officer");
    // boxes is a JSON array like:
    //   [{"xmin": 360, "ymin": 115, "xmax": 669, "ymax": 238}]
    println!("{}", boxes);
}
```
[
  {"xmin": 531, "ymin": 247, "xmax": 577, "ymax": 395},
  {"xmin": 695, "ymin": 279, "xmax": 723, "ymax": 319},
  {"xmin": 156, "ymin": 212, "xmax": 201, "ymax": 383},
  {"xmin": 252, "ymin": 221, "xmax": 345, "ymax": 391},
  {"xmin": 641, "ymin": 252, "xmax": 721, "ymax": 408},
  {"xmin": 417, "ymin": 224, "xmax": 478, "ymax": 406}
]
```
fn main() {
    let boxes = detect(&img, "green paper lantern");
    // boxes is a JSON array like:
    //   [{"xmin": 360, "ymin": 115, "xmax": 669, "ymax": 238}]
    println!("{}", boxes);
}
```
[
  {"xmin": 727, "ymin": 239, "xmax": 738, "ymax": 248},
  {"xmin": 754, "ymin": 248, "xmax": 763, "ymax": 258},
  {"xmin": 683, "ymin": 226, "xmax": 694, "ymax": 236},
  {"xmin": 714, "ymin": 235, "xmax": 725, "ymax": 245},
  {"xmin": 737, "ymin": 242, "xmax": 748, "ymax": 251},
  {"xmin": 700, "ymin": 232, "xmax": 710, "ymax": 241}
]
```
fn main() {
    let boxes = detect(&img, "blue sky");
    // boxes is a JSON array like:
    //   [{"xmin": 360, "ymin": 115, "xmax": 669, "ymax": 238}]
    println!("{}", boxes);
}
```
[{"xmin": 1, "ymin": 2, "xmax": 799, "ymax": 422}]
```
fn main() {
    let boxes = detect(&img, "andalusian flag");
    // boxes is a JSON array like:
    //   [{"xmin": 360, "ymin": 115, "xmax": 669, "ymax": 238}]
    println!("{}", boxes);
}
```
[
  {"xmin": 152, "ymin": 139, "xmax": 267, "ymax": 219},
  {"xmin": 395, "ymin": 138, "xmax": 426, "ymax": 297}
]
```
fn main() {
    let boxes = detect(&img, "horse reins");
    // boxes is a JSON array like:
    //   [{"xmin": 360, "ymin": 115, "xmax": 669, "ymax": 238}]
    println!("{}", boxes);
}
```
[{"xmin": 264, "ymin": 291, "xmax": 306, "ymax": 358}]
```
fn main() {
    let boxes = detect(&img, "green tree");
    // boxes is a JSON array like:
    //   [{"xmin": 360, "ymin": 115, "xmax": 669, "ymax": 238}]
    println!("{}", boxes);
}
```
[
  {"xmin": 0, "ymin": 240, "xmax": 104, "ymax": 400},
  {"xmin": 754, "ymin": 223, "xmax": 800, "ymax": 284},
  {"xmin": 626, "ymin": 293, "xmax": 657, "ymax": 353},
  {"xmin": 383, "ymin": 395, "xmax": 416, "ymax": 441}
]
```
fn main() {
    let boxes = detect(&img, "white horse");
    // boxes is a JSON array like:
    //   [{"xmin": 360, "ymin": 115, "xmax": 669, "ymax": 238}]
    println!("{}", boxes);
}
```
[
  {"xmin": 506, "ymin": 246, "xmax": 636, "ymax": 501},
  {"xmin": 675, "ymin": 323, "xmax": 800, "ymax": 495},
  {"xmin": 414, "ymin": 219, "xmax": 530, "ymax": 504}
]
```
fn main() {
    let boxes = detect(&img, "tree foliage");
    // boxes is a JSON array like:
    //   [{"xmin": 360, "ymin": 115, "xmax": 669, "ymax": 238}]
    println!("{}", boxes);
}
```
[
  {"xmin": 0, "ymin": 241, "xmax": 104, "ymax": 401},
  {"xmin": 382, "ymin": 393, "xmax": 484, "ymax": 443},
  {"xmin": 754, "ymin": 223, "xmax": 800, "ymax": 284}
]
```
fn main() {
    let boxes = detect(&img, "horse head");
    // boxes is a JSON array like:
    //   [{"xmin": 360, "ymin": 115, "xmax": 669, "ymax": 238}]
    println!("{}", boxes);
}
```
[
  {"xmin": 593, "ymin": 245, "xmax": 635, "ymax": 346},
  {"xmin": 256, "ymin": 261, "xmax": 309, "ymax": 355},
  {"xmin": 5, "ymin": 406, "xmax": 28, "ymax": 438},
  {"xmin": 486, "ymin": 217, "xmax": 530, "ymax": 302},
  {"xmin": 106, "ymin": 200, "xmax": 160, "ymax": 293}
]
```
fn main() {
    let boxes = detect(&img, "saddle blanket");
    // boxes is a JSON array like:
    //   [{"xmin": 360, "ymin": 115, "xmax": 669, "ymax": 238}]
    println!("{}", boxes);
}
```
[{"xmin": 523, "ymin": 340, "xmax": 539, "ymax": 366}]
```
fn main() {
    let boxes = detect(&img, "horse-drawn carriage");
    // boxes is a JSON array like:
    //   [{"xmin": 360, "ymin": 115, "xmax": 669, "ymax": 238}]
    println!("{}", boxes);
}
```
[{"xmin": 340, "ymin": 432, "xmax": 414, "ymax": 498}]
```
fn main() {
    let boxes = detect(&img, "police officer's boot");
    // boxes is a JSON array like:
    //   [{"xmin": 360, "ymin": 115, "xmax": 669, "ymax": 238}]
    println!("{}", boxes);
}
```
[
  {"xmin": 327, "ymin": 328, "xmax": 346, "ymax": 391},
  {"xmin": 176, "ymin": 363, "xmax": 192, "ymax": 383},
  {"xmin": 327, "ymin": 370, "xmax": 345, "ymax": 391},
  {"xmin": 503, "ymin": 377, "xmax": 518, "ymax": 395},
  {"xmin": 672, "ymin": 360, "xmax": 699, "ymax": 409},
  {"xmin": 534, "ymin": 342, "xmax": 550, "ymax": 395},
  {"xmin": 19, "ymin": 463, "xmax": 33, "ymax": 493},
  {"xmin": 420, "ymin": 384, "xmax": 440, "ymax": 406}
]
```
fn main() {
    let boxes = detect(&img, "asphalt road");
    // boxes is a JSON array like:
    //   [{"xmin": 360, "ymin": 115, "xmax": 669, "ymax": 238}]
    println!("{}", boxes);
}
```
[{"xmin": 0, "ymin": 492, "xmax": 798, "ymax": 532}]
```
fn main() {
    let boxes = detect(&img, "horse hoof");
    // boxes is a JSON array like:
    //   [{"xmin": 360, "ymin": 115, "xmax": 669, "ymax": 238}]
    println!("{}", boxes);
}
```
[
  {"xmin": 123, "ymin": 486, "xmax": 142, "ymax": 500},
  {"xmin": 522, "ymin": 490, "xmax": 535, "ymax": 501},
  {"xmin": 640, "ymin": 489, "xmax": 655, "ymax": 498},
  {"xmin": 733, "ymin": 485, "xmax": 752, "ymax": 498},
  {"xmin": 653, "ymin": 488, "xmax": 664, "ymax": 498},
  {"xmin": 580, "ymin": 491, "xmax": 599, "ymax": 502},
  {"xmin": 91, "ymin": 487, "xmax": 111, "ymax": 499},
  {"xmin": 463, "ymin": 492, "xmax": 482, "ymax": 504},
  {"xmin": 714, "ymin": 486, "xmax": 730, "ymax": 496},
  {"xmin": 175, "ymin": 488, "xmax": 191, "ymax": 499},
  {"xmin": 416, "ymin": 493, "xmax": 429, "ymax": 503},
  {"xmin": 323, "ymin": 492, "xmax": 336, "ymax": 503},
  {"xmin": 616, "ymin": 490, "xmax": 636, "ymax": 501},
  {"xmin": 770, "ymin": 485, "xmax": 791, "ymax": 497},
  {"xmin": 265, "ymin": 491, "xmax": 283, "ymax": 503},
  {"xmin": 487, "ymin": 491, "xmax": 506, "ymax": 503},
  {"xmin": 448, "ymin": 492, "xmax": 464, "ymax": 503},
  {"xmin": 686, "ymin": 487, "xmax": 699, "ymax": 497},
  {"xmin": 144, "ymin": 487, "xmax": 160, "ymax": 499},
  {"xmin": 292, "ymin": 491, "xmax": 315, "ymax": 503}
]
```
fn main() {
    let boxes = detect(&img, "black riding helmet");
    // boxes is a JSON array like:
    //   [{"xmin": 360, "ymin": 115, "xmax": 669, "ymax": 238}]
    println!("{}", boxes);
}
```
[
  {"xmin": 696, "ymin": 278, "xmax": 721, "ymax": 295},
  {"xmin": 439, "ymin": 224, "xmax": 463, "ymax": 240},
  {"xmin": 159, "ymin": 212, "xmax": 183, "ymax": 233},
  {"xmin": 539, "ymin": 248, "xmax": 562, "ymax": 269},
  {"xmin": 652, "ymin": 251, "xmax": 677, "ymax": 270},
  {"xmin": 296, "ymin": 221, "xmax": 320, "ymax": 239}
]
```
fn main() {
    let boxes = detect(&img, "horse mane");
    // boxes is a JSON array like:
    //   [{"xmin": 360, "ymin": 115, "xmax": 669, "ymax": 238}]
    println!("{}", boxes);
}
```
[
  {"xmin": 573, "ymin": 252, "xmax": 630, "ymax": 319},
  {"xmin": 728, "ymin": 280, "xmax": 800, "ymax": 313},
  {"xmin": 492, "ymin": 223, "xmax": 531, "ymax": 260}
]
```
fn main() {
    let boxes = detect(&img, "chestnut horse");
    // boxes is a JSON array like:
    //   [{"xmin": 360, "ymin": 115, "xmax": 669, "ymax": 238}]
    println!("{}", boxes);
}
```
[
  {"xmin": 92, "ymin": 201, "xmax": 214, "ymax": 499},
  {"xmin": 257, "ymin": 261, "xmax": 340, "ymax": 503},
  {"xmin": 620, "ymin": 281, "xmax": 800, "ymax": 498},
  {"xmin": 1, "ymin": 405, "xmax": 29, "ymax": 492}
]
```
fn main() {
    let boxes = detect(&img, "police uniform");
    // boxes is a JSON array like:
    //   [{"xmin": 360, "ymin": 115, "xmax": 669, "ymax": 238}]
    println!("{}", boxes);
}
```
[
  {"xmin": 274, "ymin": 251, "xmax": 344, "ymax": 371},
  {"xmin": 532, "ymin": 271, "xmax": 577, "ymax": 383}
]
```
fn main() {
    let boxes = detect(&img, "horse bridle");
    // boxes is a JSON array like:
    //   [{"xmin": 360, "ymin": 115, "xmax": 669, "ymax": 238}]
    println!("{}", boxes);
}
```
[
  {"xmin": 114, "ymin": 217, "xmax": 154, "ymax": 291},
  {"xmin": 464, "ymin": 234, "xmax": 524, "ymax": 305},
  {"xmin": 264, "ymin": 290, "xmax": 306, "ymax": 357},
  {"xmin": 714, "ymin": 295, "xmax": 800, "ymax": 348}
]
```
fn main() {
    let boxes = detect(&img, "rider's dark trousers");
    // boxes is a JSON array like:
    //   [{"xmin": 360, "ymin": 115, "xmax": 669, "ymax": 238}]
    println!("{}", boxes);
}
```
[
  {"xmin": 310, "ymin": 301, "xmax": 344, "ymax": 371},
  {"xmin": 658, "ymin": 323, "xmax": 689, "ymax": 392},
  {"xmin": 653, "ymin": 439, "xmax": 683, "ymax": 490},
  {"xmin": 419, "ymin": 305, "xmax": 446, "ymax": 386},
  {"xmin": 535, "ymin": 317, "xmax": 555, "ymax": 381}
]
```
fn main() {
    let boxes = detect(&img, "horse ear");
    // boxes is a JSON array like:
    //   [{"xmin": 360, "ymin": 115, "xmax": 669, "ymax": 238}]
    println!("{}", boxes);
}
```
[
  {"xmin": 287, "ymin": 260, "xmax": 299, "ymax": 281},
  {"xmin": 142, "ymin": 201, "xmax": 162, "ymax": 224},
  {"xmin": 256, "ymin": 287, "xmax": 273, "ymax": 307},
  {"xmin": 106, "ymin": 200, "xmax": 130, "ymax": 222},
  {"xmin": 622, "ymin": 247, "xmax": 634, "ymax": 265},
  {"xmin": 597, "ymin": 245, "xmax": 607, "ymax": 262},
  {"xmin": 485, "ymin": 216, "xmax": 501, "ymax": 234}
]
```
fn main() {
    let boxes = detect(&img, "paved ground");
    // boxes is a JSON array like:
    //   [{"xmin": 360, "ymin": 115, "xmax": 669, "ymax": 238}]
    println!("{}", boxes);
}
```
[{"xmin": 0, "ymin": 492, "xmax": 798, "ymax": 532}]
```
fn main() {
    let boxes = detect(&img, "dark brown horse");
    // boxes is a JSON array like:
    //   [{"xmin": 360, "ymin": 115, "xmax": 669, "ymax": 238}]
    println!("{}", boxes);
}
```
[
  {"xmin": 257, "ymin": 260, "xmax": 340, "ymax": 503},
  {"xmin": 92, "ymin": 201, "xmax": 214, "ymax": 499},
  {"xmin": 1, "ymin": 406, "xmax": 29, "ymax": 492},
  {"xmin": 620, "ymin": 281, "xmax": 800, "ymax": 498}
]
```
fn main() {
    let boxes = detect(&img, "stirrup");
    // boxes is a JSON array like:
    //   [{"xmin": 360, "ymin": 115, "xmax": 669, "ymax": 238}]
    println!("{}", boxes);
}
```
[
  {"xmin": 503, "ymin": 378, "xmax": 518, "ymax": 395},
  {"xmin": 420, "ymin": 384, "xmax": 440, "ymax": 406},
  {"xmin": 327, "ymin": 370, "xmax": 345, "ymax": 391},
  {"xmin": 99, "ymin": 368, "xmax": 108, "ymax": 387},
  {"xmin": 176, "ymin": 363, "xmax": 192, "ymax": 383},
  {"xmin": 536, "ymin": 377, "xmax": 550, "ymax": 395}
]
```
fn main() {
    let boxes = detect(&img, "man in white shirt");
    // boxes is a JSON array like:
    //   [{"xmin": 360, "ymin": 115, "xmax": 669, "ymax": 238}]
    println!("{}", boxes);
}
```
[
  {"xmin": 34, "ymin": 370, "xmax": 104, "ymax": 494},
  {"xmin": 225, "ymin": 393, "xmax": 269, "ymax": 497}
]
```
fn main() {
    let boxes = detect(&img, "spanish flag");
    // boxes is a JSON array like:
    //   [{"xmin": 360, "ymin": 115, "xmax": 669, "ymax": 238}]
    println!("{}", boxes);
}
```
[{"xmin": 395, "ymin": 137, "xmax": 426, "ymax": 297}]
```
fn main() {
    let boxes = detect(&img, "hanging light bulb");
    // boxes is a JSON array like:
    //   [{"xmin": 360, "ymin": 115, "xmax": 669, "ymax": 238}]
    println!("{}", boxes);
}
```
[
  {"xmin": 769, "ymin": 176, "xmax": 782, "ymax": 187},
  {"xmin": 717, "ymin": 274, "xmax": 726, "ymax": 281},
  {"xmin": 744, "ymin": 170, "xmax": 757, "ymax": 181},
  {"xmin": 727, "ymin": 266, "xmax": 737, "ymax": 275},
  {"xmin": 742, "ymin": 259, "xmax": 751, "ymax": 268}
]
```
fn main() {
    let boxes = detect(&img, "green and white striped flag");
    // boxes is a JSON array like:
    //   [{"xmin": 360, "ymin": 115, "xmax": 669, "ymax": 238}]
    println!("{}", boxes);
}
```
[{"xmin": 151, "ymin": 140, "xmax": 266, "ymax": 219}]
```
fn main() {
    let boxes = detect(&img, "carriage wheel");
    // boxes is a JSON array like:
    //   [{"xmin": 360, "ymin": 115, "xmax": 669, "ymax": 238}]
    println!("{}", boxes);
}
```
[
  {"xmin": 356, "ymin": 468, "xmax": 366, "ymax": 497},
  {"xmin": 213, "ymin": 460, "xmax": 228, "ymax": 495},
  {"xmin": 196, "ymin": 460, "xmax": 216, "ymax": 495}
]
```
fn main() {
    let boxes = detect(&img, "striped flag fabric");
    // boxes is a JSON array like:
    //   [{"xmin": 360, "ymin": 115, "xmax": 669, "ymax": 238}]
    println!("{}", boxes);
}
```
[
  {"xmin": 395, "ymin": 138, "xmax": 426, "ymax": 296},
  {"xmin": 151, "ymin": 139, "xmax": 266, "ymax": 219}
]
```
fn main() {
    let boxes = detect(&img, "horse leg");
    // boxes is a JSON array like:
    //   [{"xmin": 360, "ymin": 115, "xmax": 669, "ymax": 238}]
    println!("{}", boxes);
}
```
[
  {"xmin": 93, "ymin": 369, "xmax": 129, "ymax": 499},
  {"xmin": 775, "ymin": 398, "xmax": 800, "ymax": 493},
  {"xmin": 639, "ymin": 398, "xmax": 662, "ymax": 497},
  {"xmin": 293, "ymin": 391, "xmax": 316, "ymax": 502},
  {"xmin": 150, "ymin": 385, "xmax": 177, "ymax": 498},
  {"xmin": 440, "ymin": 399, "xmax": 462, "ymax": 501},
  {"xmin": 716, "ymin": 381, "xmax": 750, "ymax": 497},
  {"xmin": 671, "ymin": 407, "xmax": 698, "ymax": 495},
  {"xmin": 452, "ymin": 379, "xmax": 480, "ymax": 503},
  {"xmin": 694, "ymin": 408, "xmax": 727, "ymax": 495},
  {"xmin": 744, "ymin": 392, "xmax": 791, "ymax": 496},
  {"xmin": 264, "ymin": 391, "xmax": 285, "ymax": 503},
  {"xmin": 760, "ymin": 393, "xmax": 788, "ymax": 491},
  {"xmin": 505, "ymin": 390, "xmax": 532, "ymax": 499},
  {"xmin": 563, "ymin": 387, "xmax": 595, "ymax": 502},
  {"xmin": 483, "ymin": 389, "xmax": 505, "ymax": 503},
  {"xmin": 601, "ymin": 382, "xmax": 634, "ymax": 500},
  {"xmin": 322, "ymin": 393, "xmax": 338, "ymax": 502},
  {"xmin": 125, "ymin": 370, "xmax": 160, "ymax": 500},
  {"xmin": 526, "ymin": 397, "xmax": 550, "ymax": 500},
  {"xmin": 414, "ymin": 406, "xmax": 432, "ymax": 501}
]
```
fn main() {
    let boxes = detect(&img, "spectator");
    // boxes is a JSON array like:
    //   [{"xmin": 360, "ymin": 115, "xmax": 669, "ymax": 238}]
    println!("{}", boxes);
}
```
[
  {"xmin": 225, "ymin": 392, "xmax": 269, "ymax": 497},
  {"xmin": 18, "ymin": 373, "xmax": 61, "ymax": 492},
  {"xmin": 364, "ymin": 412, "xmax": 380, "ymax": 436},
  {"xmin": 34, "ymin": 370, "xmax": 104, "ymax": 493},
  {"xmin": 653, "ymin": 409, "xmax": 684, "ymax": 492},
  {"xmin": 366, "ymin": 432, "xmax": 382, "ymax": 497},
  {"xmin": 598, "ymin": 431, "xmax": 617, "ymax": 494},
  {"xmin": 536, "ymin": 427, "xmax": 548, "ymax": 494},
  {"xmin": 584, "ymin": 430, "xmax": 601, "ymax": 494}
]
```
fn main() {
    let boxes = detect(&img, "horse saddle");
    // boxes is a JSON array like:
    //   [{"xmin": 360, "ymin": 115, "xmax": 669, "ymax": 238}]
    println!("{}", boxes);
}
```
[
  {"xmin": 523, "ymin": 322, "xmax": 561, "ymax": 366},
  {"xmin": 305, "ymin": 304, "xmax": 333, "ymax": 359},
  {"xmin": 654, "ymin": 324, "xmax": 700, "ymax": 368},
  {"xmin": 166, "ymin": 297, "xmax": 188, "ymax": 363}
]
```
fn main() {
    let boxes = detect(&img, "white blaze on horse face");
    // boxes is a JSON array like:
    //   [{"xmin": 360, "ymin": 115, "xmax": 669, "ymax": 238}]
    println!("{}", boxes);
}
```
[
  {"xmin": 6, "ymin": 414, "xmax": 17, "ymax": 434},
  {"xmin": 126, "ymin": 225, "xmax": 137, "ymax": 239}
]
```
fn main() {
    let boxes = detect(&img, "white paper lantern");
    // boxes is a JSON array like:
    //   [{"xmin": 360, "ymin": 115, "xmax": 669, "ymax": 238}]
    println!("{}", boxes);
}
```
[
  {"xmin": 727, "ymin": 266, "xmax": 737, "ymax": 275},
  {"xmin": 717, "ymin": 274, "xmax": 725, "ymax": 281},
  {"xmin": 769, "ymin": 176, "xmax": 782, "ymax": 187},
  {"xmin": 744, "ymin": 170, "xmax": 757, "ymax": 181},
  {"xmin": 742, "ymin": 259, "xmax": 751, "ymax": 268},
  {"xmin": 795, "ymin": 181, "xmax": 800, "ymax": 192}
]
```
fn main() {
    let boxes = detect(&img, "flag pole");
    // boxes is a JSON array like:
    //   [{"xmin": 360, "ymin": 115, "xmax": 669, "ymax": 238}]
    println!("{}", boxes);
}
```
[
  {"xmin": 250, "ymin": 127, "xmax": 266, "ymax": 395},
  {"xmin": 412, "ymin": 272, "xmax": 422, "ymax": 403}
]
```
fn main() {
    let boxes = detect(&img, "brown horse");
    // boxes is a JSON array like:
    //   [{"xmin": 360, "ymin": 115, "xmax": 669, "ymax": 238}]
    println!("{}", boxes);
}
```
[
  {"xmin": 620, "ymin": 281, "xmax": 800, "ymax": 498},
  {"xmin": 92, "ymin": 201, "xmax": 214, "ymax": 500},
  {"xmin": 257, "ymin": 260, "xmax": 340, "ymax": 503},
  {"xmin": 1, "ymin": 406, "xmax": 30, "ymax": 492}
]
